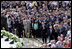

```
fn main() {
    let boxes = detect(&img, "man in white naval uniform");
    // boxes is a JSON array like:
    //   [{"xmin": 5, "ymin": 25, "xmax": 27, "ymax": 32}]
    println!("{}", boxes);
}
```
[{"xmin": 23, "ymin": 17, "xmax": 31, "ymax": 37}]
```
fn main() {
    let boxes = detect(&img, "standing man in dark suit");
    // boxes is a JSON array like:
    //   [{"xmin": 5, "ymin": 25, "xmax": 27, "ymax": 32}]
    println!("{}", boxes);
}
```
[
  {"xmin": 46, "ymin": 21, "xmax": 53, "ymax": 29},
  {"xmin": 48, "ymin": 26, "xmax": 55, "ymax": 40},
  {"xmin": 41, "ymin": 21, "xmax": 48, "ymax": 44},
  {"xmin": 16, "ymin": 17, "xmax": 24, "ymax": 38},
  {"xmin": 30, "ymin": 19, "xmax": 34, "ymax": 36},
  {"xmin": 38, "ymin": 17, "xmax": 42, "ymax": 38}
]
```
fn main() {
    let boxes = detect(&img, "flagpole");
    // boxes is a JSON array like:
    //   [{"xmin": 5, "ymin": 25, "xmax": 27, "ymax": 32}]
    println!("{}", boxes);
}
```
[
  {"xmin": 32, "ymin": 35, "xmax": 34, "ymax": 48},
  {"xmin": 38, "ymin": 39, "xmax": 39, "ymax": 48},
  {"xmin": 23, "ymin": 30, "xmax": 24, "ymax": 40}
]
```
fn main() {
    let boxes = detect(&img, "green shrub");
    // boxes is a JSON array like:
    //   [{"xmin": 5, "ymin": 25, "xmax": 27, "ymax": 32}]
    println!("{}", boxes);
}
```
[
  {"xmin": 1, "ymin": 32, "xmax": 5, "ymax": 36},
  {"xmin": 9, "ymin": 34, "xmax": 12, "ymax": 39},
  {"xmin": 18, "ymin": 38, "xmax": 20, "ymax": 42},
  {"xmin": 16, "ymin": 42, "xmax": 23, "ymax": 48},
  {"xmin": 5, "ymin": 33, "xmax": 9, "ymax": 37},
  {"xmin": 13, "ymin": 37, "xmax": 17, "ymax": 42}
]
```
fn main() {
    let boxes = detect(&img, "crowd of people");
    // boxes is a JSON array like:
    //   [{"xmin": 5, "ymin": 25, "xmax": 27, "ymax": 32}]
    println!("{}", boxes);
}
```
[{"xmin": 1, "ymin": 1, "xmax": 71, "ymax": 48}]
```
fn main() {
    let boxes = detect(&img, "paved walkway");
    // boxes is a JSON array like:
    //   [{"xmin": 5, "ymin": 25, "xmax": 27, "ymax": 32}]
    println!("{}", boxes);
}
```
[{"xmin": 1, "ymin": 36, "xmax": 49, "ymax": 48}]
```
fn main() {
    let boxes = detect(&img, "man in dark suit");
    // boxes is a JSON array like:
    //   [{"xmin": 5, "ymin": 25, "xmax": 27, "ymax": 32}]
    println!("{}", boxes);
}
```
[
  {"xmin": 41, "ymin": 21, "xmax": 48, "ymax": 44},
  {"xmin": 46, "ymin": 21, "xmax": 53, "ymax": 29},
  {"xmin": 30, "ymin": 19, "xmax": 34, "ymax": 37},
  {"xmin": 48, "ymin": 26, "xmax": 55, "ymax": 40},
  {"xmin": 37, "ymin": 18, "xmax": 42, "ymax": 38},
  {"xmin": 15, "ymin": 17, "xmax": 24, "ymax": 38}
]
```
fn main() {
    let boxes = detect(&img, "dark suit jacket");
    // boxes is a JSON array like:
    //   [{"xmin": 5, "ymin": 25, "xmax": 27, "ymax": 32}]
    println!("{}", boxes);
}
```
[
  {"xmin": 46, "ymin": 23, "xmax": 54, "ymax": 30},
  {"xmin": 47, "ymin": 28, "xmax": 55, "ymax": 36},
  {"xmin": 15, "ymin": 20, "xmax": 24, "ymax": 33},
  {"xmin": 38, "ymin": 20, "xmax": 42, "ymax": 30},
  {"xmin": 40, "ymin": 24, "xmax": 48, "ymax": 38},
  {"xmin": 30, "ymin": 22, "xmax": 34, "ymax": 30}
]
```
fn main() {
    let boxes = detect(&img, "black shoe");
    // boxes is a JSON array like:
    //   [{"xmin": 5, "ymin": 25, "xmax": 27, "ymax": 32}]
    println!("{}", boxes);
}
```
[
  {"xmin": 5, "ymin": 38, "xmax": 9, "ymax": 41},
  {"xmin": 1, "ymin": 35, "xmax": 3, "ymax": 38},
  {"xmin": 21, "ymin": 42, "xmax": 24, "ymax": 46},
  {"xmin": 9, "ymin": 40, "xmax": 14, "ymax": 44}
]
